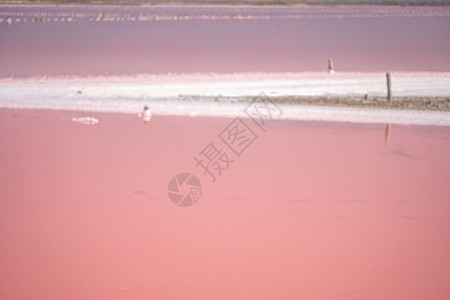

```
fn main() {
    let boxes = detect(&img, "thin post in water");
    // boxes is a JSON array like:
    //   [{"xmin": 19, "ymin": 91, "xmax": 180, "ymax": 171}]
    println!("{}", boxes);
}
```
[
  {"xmin": 386, "ymin": 71, "xmax": 392, "ymax": 101},
  {"xmin": 328, "ymin": 58, "xmax": 334, "ymax": 74}
]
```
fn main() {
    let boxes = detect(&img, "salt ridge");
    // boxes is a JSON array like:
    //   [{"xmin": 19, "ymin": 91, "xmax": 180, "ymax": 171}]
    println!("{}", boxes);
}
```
[{"xmin": 1, "ymin": 72, "xmax": 449, "ymax": 126}]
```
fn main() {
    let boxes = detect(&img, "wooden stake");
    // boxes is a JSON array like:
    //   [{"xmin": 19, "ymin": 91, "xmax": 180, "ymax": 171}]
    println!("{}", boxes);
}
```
[
  {"xmin": 386, "ymin": 71, "xmax": 392, "ymax": 101},
  {"xmin": 328, "ymin": 58, "xmax": 334, "ymax": 74}
]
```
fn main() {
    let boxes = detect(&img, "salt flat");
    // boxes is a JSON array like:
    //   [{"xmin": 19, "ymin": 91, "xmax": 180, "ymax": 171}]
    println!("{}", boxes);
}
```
[{"xmin": 1, "ymin": 72, "xmax": 449, "ymax": 126}]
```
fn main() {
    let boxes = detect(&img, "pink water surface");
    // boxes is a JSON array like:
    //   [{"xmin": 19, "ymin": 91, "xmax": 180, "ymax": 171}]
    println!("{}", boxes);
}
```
[
  {"xmin": 1, "ymin": 109, "xmax": 449, "ymax": 299},
  {"xmin": 0, "ymin": 6, "xmax": 449, "ymax": 77}
]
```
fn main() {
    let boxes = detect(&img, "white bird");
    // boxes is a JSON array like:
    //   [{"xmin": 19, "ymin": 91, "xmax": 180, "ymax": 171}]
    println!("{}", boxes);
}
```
[{"xmin": 139, "ymin": 105, "xmax": 152, "ymax": 124}]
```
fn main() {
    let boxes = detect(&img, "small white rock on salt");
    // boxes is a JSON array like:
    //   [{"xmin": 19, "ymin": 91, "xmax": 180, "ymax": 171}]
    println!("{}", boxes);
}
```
[{"xmin": 72, "ymin": 117, "xmax": 99, "ymax": 125}]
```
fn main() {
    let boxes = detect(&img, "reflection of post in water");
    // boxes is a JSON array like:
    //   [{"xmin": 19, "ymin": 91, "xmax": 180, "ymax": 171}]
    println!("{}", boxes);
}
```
[{"xmin": 385, "ymin": 124, "xmax": 391, "ymax": 145}]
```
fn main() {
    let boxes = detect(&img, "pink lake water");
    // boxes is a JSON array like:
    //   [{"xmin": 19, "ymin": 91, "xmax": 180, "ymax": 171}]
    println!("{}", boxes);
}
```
[
  {"xmin": 1, "ymin": 109, "xmax": 449, "ymax": 299},
  {"xmin": 0, "ymin": 5, "xmax": 450, "ymax": 77}
]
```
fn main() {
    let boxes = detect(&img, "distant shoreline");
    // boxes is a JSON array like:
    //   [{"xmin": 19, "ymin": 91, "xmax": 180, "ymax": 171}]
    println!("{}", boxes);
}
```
[{"xmin": 1, "ymin": 1, "xmax": 450, "ymax": 7}]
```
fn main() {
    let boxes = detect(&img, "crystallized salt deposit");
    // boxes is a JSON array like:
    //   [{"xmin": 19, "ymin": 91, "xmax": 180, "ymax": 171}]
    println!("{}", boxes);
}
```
[
  {"xmin": 72, "ymin": 117, "xmax": 99, "ymax": 125},
  {"xmin": 1, "ymin": 72, "xmax": 449, "ymax": 126}
]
